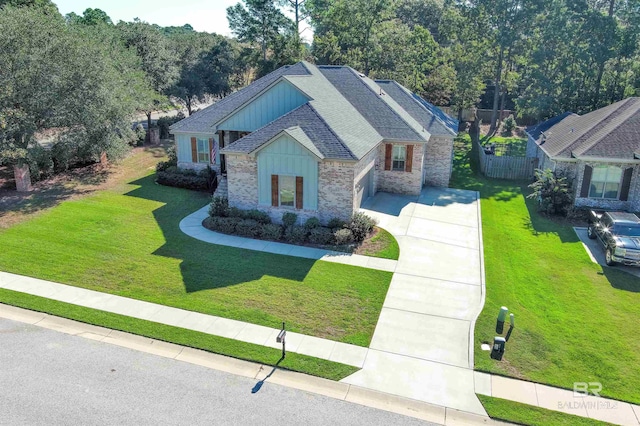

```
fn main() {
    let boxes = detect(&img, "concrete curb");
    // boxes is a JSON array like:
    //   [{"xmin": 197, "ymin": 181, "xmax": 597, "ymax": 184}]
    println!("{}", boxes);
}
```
[{"xmin": 0, "ymin": 303, "xmax": 503, "ymax": 426}]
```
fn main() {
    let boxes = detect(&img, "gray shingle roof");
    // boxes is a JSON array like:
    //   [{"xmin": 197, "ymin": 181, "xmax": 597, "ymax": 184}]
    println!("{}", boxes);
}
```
[
  {"xmin": 169, "ymin": 62, "xmax": 310, "ymax": 133},
  {"xmin": 220, "ymin": 103, "xmax": 356, "ymax": 160},
  {"xmin": 171, "ymin": 61, "xmax": 457, "ymax": 161},
  {"xmin": 317, "ymin": 66, "xmax": 426, "ymax": 141},
  {"xmin": 525, "ymin": 112, "xmax": 573, "ymax": 140},
  {"xmin": 532, "ymin": 98, "xmax": 640, "ymax": 160},
  {"xmin": 376, "ymin": 80, "xmax": 458, "ymax": 136}
]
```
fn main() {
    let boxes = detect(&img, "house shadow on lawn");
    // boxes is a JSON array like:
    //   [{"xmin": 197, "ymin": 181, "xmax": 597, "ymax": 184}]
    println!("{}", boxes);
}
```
[
  {"xmin": 602, "ymin": 267, "xmax": 640, "ymax": 292},
  {"xmin": 124, "ymin": 174, "xmax": 315, "ymax": 293},
  {"xmin": 522, "ymin": 186, "xmax": 580, "ymax": 244}
]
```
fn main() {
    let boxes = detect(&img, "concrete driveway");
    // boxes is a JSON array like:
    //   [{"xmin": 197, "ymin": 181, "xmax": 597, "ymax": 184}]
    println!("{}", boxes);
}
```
[{"xmin": 342, "ymin": 188, "xmax": 486, "ymax": 415}]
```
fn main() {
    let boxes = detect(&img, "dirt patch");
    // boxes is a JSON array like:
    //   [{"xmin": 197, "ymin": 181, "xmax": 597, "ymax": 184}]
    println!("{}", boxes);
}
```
[{"xmin": 0, "ymin": 142, "xmax": 169, "ymax": 229}]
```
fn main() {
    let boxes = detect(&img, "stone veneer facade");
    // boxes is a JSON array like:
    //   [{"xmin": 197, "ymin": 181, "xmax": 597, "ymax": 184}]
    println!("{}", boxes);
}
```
[
  {"xmin": 376, "ymin": 142, "xmax": 424, "ymax": 195},
  {"xmin": 423, "ymin": 136, "xmax": 454, "ymax": 187},
  {"xmin": 225, "ymin": 153, "xmax": 354, "ymax": 224}
]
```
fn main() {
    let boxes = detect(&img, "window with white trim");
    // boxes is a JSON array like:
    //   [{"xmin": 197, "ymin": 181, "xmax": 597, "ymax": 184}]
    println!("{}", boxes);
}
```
[
  {"xmin": 279, "ymin": 175, "xmax": 295, "ymax": 207},
  {"xmin": 197, "ymin": 139, "xmax": 210, "ymax": 163},
  {"xmin": 392, "ymin": 145, "xmax": 406, "ymax": 171},
  {"xmin": 589, "ymin": 166, "xmax": 622, "ymax": 199}
]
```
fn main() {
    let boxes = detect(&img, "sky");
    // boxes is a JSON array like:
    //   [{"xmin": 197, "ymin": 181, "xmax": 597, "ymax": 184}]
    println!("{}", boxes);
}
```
[{"xmin": 53, "ymin": 0, "xmax": 313, "ymax": 41}]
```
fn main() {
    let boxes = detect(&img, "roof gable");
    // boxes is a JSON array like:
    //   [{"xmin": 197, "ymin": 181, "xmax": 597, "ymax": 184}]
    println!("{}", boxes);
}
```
[
  {"xmin": 220, "ymin": 104, "xmax": 356, "ymax": 160},
  {"xmin": 216, "ymin": 79, "xmax": 310, "ymax": 132},
  {"xmin": 170, "ymin": 62, "xmax": 310, "ymax": 133}
]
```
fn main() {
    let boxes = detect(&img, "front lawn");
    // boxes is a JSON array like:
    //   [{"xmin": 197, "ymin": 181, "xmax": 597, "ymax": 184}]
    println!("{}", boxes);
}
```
[
  {"xmin": 354, "ymin": 227, "xmax": 400, "ymax": 260},
  {"xmin": 0, "ymin": 288, "xmax": 358, "ymax": 381},
  {"xmin": 452, "ymin": 136, "xmax": 640, "ymax": 404},
  {"xmin": 0, "ymin": 165, "xmax": 391, "ymax": 348}
]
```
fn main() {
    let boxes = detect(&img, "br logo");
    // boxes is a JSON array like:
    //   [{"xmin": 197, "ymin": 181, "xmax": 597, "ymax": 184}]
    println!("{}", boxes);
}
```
[{"xmin": 573, "ymin": 382, "xmax": 602, "ymax": 397}]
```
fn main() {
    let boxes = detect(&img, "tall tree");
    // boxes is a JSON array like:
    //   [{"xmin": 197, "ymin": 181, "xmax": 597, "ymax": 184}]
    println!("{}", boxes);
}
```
[
  {"xmin": 307, "ymin": 0, "xmax": 395, "ymax": 75},
  {"xmin": 0, "ymin": 7, "xmax": 150, "ymax": 188},
  {"xmin": 117, "ymin": 20, "xmax": 179, "ymax": 135},
  {"xmin": 169, "ymin": 32, "xmax": 237, "ymax": 115},
  {"xmin": 227, "ymin": 0, "xmax": 294, "ymax": 62}
]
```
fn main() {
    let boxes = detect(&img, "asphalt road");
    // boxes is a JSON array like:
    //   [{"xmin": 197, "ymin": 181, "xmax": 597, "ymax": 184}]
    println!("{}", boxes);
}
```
[{"xmin": 0, "ymin": 319, "xmax": 434, "ymax": 425}]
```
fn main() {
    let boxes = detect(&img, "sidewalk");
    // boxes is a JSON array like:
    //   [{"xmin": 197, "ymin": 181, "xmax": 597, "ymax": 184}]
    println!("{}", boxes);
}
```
[
  {"xmin": 2, "ymin": 270, "xmax": 639, "ymax": 425},
  {"xmin": 0, "ymin": 271, "xmax": 367, "ymax": 368},
  {"xmin": 475, "ymin": 371, "xmax": 640, "ymax": 426},
  {"xmin": 178, "ymin": 206, "xmax": 398, "ymax": 273}
]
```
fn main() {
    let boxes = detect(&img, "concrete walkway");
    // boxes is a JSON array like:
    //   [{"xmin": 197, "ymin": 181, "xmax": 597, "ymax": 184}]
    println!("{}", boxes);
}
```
[
  {"xmin": 0, "ymin": 271, "xmax": 368, "ymax": 368},
  {"xmin": 475, "ymin": 371, "xmax": 640, "ymax": 426},
  {"xmin": 341, "ymin": 188, "xmax": 487, "ymax": 415},
  {"xmin": 179, "ymin": 206, "xmax": 397, "ymax": 273}
]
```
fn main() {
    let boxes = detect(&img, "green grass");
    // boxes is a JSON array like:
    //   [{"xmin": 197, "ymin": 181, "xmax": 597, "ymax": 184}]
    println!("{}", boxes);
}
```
[
  {"xmin": 358, "ymin": 227, "xmax": 400, "ymax": 260},
  {"xmin": 0, "ymin": 288, "xmax": 358, "ymax": 381},
  {"xmin": 0, "ymin": 173, "xmax": 392, "ymax": 347},
  {"xmin": 452, "ymin": 136, "xmax": 640, "ymax": 404},
  {"xmin": 478, "ymin": 395, "xmax": 610, "ymax": 426}
]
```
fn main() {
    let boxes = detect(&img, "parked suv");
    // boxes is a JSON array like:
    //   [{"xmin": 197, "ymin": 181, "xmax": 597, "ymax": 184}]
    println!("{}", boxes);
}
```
[{"xmin": 588, "ymin": 210, "xmax": 640, "ymax": 266}]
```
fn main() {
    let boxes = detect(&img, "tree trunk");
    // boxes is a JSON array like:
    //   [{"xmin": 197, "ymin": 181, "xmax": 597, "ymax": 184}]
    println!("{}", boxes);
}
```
[
  {"xmin": 186, "ymin": 97, "xmax": 193, "ymax": 116},
  {"xmin": 13, "ymin": 163, "xmax": 32, "ymax": 192},
  {"xmin": 489, "ymin": 47, "xmax": 504, "ymax": 134},
  {"xmin": 608, "ymin": 0, "xmax": 615, "ymax": 17},
  {"xmin": 498, "ymin": 89, "xmax": 507, "ymax": 128},
  {"xmin": 146, "ymin": 112, "xmax": 152, "ymax": 144}
]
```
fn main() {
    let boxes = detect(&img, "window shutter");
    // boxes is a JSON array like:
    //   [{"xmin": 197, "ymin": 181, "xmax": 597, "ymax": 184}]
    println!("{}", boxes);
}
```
[
  {"xmin": 296, "ymin": 176, "xmax": 303, "ymax": 210},
  {"xmin": 405, "ymin": 145, "xmax": 413, "ymax": 172},
  {"xmin": 620, "ymin": 167, "xmax": 633, "ymax": 201},
  {"xmin": 191, "ymin": 137, "xmax": 197, "ymax": 162},
  {"xmin": 271, "ymin": 175, "xmax": 279, "ymax": 207},
  {"xmin": 580, "ymin": 165, "xmax": 593, "ymax": 198},
  {"xmin": 384, "ymin": 144, "xmax": 392, "ymax": 170},
  {"xmin": 208, "ymin": 138, "xmax": 214, "ymax": 163}
]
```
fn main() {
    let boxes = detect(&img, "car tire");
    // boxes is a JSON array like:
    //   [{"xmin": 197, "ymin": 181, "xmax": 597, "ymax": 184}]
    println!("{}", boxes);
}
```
[
  {"xmin": 587, "ymin": 226, "xmax": 596, "ymax": 239},
  {"xmin": 605, "ymin": 247, "xmax": 617, "ymax": 266}
]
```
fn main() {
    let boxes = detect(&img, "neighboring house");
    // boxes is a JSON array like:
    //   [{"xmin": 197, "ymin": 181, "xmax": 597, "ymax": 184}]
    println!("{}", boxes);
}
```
[
  {"xmin": 526, "ymin": 97, "xmax": 640, "ymax": 211},
  {"xmin": 170, "ymin": 61, "xmax": 458, "ymax": 222}
]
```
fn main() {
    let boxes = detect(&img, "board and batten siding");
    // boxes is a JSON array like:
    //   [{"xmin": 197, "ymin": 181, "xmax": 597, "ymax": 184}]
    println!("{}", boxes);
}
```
[
  {"xmin": 175, "ymin": 132, "xmax": 219, "ymax": 168},
  {"xmin": 217, "ymin": 80, "xmax": 309, "ymax": 132},
  {"xmin": 257, "ymin": 134, "xmax": 319, "ymax": 210}
]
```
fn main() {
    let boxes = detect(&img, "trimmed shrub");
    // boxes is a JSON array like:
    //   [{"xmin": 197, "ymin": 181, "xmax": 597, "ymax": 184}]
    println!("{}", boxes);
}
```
[
  {"xmin": 349, "ymin": 212, "xmax": 378, "ymax": 242},
  {"xmin": 204, "ymin": 216, "xmax": 238, "ymax": 234},
  {"xmin": 246, "ymin": 209, "xmax": 271, "ymax": 224},
  {"xmin": 284, "ymin": 225, "xmax": 308, "ymax": 244},
  {"xmin": 304, "ymin": 217, "xmax": 321, "ymax": 230},
  {"xmin": 209, "ymin": 196, "xmax": 229, "ymax": 217},
  {"xmin": 282, "ymin": 212, "xmax": 298, "ymax": 228},
  {"xmin": 260, "ymin": 223, "xmax": 283, "ymax": 240},
  {"xmin": 228, "ymin": 207, "xmax": 246, "ymax": 219},
  {"xmin": 309, "ymin": 227, "xmax": 334, "ymax": 245},
  {"xmin": 156, "ymin": 167, "xmax": 214, "ymax": 191},
  {"xmin": 334, "ymin": 228, "xmax": 354, "ymax": 245},
  {"xmin": 156, "ymin": 145, "xmax": 178, "ymax": 172},
  {"xmin": 327, "ymin": 217, "xmax": 346, "ymax": 230},
  {"xmin": 235, "ymin": 219, "xmax": 260, "ymax": 238}
]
